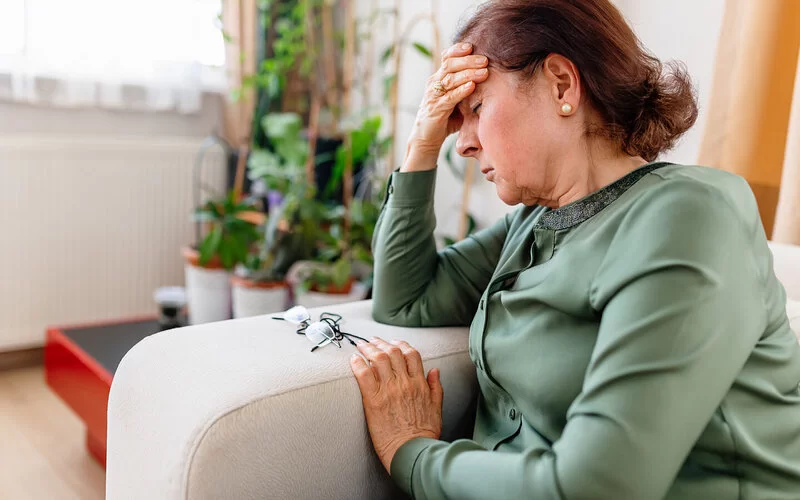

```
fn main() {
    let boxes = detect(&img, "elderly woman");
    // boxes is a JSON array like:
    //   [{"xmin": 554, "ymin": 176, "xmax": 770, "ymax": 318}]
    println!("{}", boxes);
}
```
[{"xmin": 348, "ymin": 0, "xmax": 800, "ymax": 498}]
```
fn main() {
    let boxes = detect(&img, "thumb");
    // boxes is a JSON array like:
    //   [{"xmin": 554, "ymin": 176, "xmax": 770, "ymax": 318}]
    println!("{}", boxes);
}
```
[{"xmin": 427, "ymin": 368, "xmax": 443, "ymax": 406}]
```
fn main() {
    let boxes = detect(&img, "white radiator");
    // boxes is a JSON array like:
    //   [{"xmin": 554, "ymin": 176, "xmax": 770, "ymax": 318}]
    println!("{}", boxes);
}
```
[{"xmin": 0, "ymin": 135, "xmax": 227, "ymax": 351}]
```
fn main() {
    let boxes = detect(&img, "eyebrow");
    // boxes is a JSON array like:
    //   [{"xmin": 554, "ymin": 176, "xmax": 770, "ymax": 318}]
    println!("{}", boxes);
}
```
[{"xmin": 458, "ymin": 90, "xmax": 482, "ymax": 114}]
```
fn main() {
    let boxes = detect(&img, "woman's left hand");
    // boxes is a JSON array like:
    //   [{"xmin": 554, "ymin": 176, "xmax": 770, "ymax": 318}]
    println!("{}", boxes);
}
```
[{"xmin": 350, "ymin": 337, "xmax": 443, "ymax": 473}]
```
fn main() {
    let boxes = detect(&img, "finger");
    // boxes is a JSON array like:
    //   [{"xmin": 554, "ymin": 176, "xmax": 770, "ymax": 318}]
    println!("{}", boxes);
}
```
[
  {"xmin": 440, "ymin": 67, "xmax": 489, "ymax": 92},
  {"xmin": 370, "ymin": 337, "xmax": 409, "ymax": 378},
  {"xmin": 389, "ymin": 340, "xmax": 424, "ymax": 378},
  {"xmin": 357, "ymin": 341, "xmax": 395, "ymax": 382},
  {"xmin": 441, "ymin": 42, "xmax": 473, "ymax": 62},
  {"xmin": 432, "ymin": 80, "xmax": 476, "ymax": 114},
  {"xmin": 350, "ymin": 353, "xmax": 378, "ymax": 396},
  {"xmin": 440, "ymin": 54, "xmax": 488, "ymax": 77},
  {"xmin": 427, "ymin": 368, "xmax": 444, "ymax": 408}
]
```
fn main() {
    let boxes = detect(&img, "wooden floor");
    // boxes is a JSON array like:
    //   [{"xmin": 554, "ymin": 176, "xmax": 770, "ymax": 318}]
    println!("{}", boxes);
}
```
[{"xmin": 0, "ymin": 365, "xmax": 105, "ymax": 500}]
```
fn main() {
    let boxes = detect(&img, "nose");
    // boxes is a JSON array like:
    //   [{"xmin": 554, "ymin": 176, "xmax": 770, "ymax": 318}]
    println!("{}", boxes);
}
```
[{"xmin": 456, "ymin": 121, "xmax": 480, "ymax": 158}]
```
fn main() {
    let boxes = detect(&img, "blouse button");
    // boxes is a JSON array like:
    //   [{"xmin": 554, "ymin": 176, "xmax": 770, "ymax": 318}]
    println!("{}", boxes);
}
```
[
  {"xmin": 509, "ymin": 408, "xmax": 516, "ymax": 420},
  {"xmin": 480, "ymin": 299, "xmax": 485, "ymax": 310}
]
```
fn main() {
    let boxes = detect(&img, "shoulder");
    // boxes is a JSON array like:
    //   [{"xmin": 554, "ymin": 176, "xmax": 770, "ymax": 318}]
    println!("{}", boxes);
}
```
[
  {"xmin": 622, "ymin": 163, "xmax": 761, "ymax": 240},
  {"xmin": 594, "ymin": 164, "xmax": 764, "ymax": 292},
  {"xmin": 591, "ymin": 164, "xmax": 766, "ymax": 306}
]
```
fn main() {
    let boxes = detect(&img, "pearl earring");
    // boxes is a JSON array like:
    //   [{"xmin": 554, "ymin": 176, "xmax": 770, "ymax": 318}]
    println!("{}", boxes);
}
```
[{"xmin": 561, "ymin": 103, "xmax": 573, "ymax": 114}]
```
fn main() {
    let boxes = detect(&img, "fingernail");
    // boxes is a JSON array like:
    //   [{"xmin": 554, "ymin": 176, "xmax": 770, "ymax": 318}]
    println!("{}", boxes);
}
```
[
  {"xmin": 476, "ymin": 56, "xmax": 487, "ymax": 64},
  {"xmin": 389, "ymin": 340, "xmax": 401, "ymax": 345},
  {"xmin": 351, "ymin": 354, "xmax": 359, "ymax": 361},
  {"xmin": 369, "ymin": 337, "xmax": 379, "ymax": 342},
  {"xmin": 476, "ymin": 68, "xmax": 487, "ymax": 76},
  {"xmin": 461, "ymin": 42, "xmax": 471, "ymax": 50}
]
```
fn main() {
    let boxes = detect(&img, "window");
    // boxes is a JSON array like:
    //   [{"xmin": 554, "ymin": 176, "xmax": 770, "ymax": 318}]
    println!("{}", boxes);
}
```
[
  {"xmin": 0, "ymin": 0, "xmax": 226, "ymax": 113},
  {"xmin": 0, "ymin": 1, "xmax": 25, "ymax": 56}
]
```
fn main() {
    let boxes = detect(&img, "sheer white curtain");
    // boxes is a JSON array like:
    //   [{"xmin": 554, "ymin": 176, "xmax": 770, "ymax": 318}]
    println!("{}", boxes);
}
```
[{"xmin": 0, "ymin": 0, "xmax": 225, "ymax": 113}]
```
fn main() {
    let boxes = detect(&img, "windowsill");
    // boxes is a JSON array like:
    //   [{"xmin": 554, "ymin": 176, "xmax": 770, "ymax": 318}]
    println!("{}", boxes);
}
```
[{"xmin": 0, "ymin": 64, "xmax": 227, "ymax": 114}]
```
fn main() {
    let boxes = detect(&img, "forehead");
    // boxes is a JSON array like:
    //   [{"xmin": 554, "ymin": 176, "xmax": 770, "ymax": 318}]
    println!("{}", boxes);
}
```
[{"xmin": 456, "ymin": 69, "xmax": 516, "ymax": 113}]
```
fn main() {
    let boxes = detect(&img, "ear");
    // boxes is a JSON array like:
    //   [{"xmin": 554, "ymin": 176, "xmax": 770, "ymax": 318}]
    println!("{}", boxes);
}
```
[{"xmin": 542, "ymin": 54, "xmax": 581, "ymax": 116}]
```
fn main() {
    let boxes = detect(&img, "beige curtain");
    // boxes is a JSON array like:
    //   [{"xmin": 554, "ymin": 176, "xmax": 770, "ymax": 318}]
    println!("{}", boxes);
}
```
[
  {"xmin": 221, "ymin": 0, "xmax": 258, "ymax": 196},
  {"xmin": 698, "ymin": 0, "xmax": 800, "ymax": 239},
  {"xmin": 773, "ymin": 52, "xmax": 800, "ymax": 244}
]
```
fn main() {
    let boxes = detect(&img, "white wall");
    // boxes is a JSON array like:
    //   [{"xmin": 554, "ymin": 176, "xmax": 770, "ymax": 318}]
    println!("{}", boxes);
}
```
[
  {"xmin": 615, "ymin": 0, "xmax": 726, "ymax": 165},
  {"xmin": 377, "ymin": 0, "xmax": 726, "ymax": 232}
]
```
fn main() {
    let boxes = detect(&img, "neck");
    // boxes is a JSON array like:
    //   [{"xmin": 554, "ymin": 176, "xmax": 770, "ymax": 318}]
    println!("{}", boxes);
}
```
[{"xmin": 538, "ymin": 140, "xmax": 648, "ymax": 209}]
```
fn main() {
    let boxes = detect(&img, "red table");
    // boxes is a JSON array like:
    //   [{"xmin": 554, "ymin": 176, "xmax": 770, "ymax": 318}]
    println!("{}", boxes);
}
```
[{"xmin": 44, "ymin": 316, "xmax": 163, "ymax": 467}]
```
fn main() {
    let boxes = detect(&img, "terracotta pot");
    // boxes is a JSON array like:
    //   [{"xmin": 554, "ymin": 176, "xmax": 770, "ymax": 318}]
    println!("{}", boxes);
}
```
[
  {"xmin": 182, "ymin": 246, "xmax": 226, "ymax": 270},
  {"xmin": 310, "ymin": 276, "xmax": 356, "ymax": 295},
  {"xmin": 294, "ymin": 280, "xmax": 368, "ymax": 309},
  {"xmin": 231, "ymin": 276, "xmax": 289, "ymax": 319}
]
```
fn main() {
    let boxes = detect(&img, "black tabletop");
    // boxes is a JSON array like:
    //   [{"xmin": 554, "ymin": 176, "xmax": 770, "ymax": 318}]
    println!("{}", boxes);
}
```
[{"xmin": 61, "ymin": 320, "xmax": 165, "ymax": 375}]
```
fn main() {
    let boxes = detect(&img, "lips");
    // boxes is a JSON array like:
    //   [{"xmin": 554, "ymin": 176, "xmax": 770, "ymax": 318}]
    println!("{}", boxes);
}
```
[{"xmin": 481, "ymin": 166, "xmax": 495, "ymax": 181}]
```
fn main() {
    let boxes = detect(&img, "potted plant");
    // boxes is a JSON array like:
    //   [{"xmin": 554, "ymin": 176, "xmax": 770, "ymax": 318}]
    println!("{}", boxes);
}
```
[
  {"xmin": 289, "ymin": 193, "xmax": 381, "ymax": 308},
  {"xmin": 234, "ymin": 111, "xmax": 317, "ymax": 315},
  {"xmin": 230, "ymin": 205, "xmax": 301, "ymax": 319},
  {"xmin": 183, "ymin": 191, "xmax": 263, "ymax": 324}
]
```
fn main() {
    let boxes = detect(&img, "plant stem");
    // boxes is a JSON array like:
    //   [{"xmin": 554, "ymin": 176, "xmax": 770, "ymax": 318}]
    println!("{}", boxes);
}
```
[
  {"xmin": 321, "ymin": 0, "xmax": 340, "ymax": 125},
  {"xmin": 362, "ymin": 0, "xmax": 379, "ymax": 110},
  {"xmin": 305, "ymin": 0, "xmax": 320, "ymax": 185},
  {"xmin": 343, "ymin": 0, "xmax": 356, "ymax": 241},
  {"xmin": 388, "ymin": 0, "xmax": 401, "ymax": 176}
]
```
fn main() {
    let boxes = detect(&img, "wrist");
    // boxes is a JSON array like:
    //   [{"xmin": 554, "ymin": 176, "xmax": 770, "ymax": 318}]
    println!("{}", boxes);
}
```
[
  {"xmin": 381, "ymin": 431, "xmax": 438, "ymax": 473},
  {"xmin": 402, "ymin": 143, "xmax": 439, "ymax": 173}
]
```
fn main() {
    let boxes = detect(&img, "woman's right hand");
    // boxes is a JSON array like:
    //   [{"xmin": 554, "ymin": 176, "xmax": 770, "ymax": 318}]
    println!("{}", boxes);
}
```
[{"xmin": 402, "ymin": 42, "xmax": 489, "ymax": 171}]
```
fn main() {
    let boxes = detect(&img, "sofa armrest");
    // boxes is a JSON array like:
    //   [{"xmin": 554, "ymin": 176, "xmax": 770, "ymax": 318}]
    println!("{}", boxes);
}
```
[{"xmin": 106, "ymin": 300, "xmax": 477, "ymax": 500}]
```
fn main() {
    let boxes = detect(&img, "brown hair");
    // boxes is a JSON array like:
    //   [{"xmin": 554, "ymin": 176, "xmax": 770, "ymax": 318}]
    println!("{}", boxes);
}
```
[{"xmin": 454, "ymin": 0, "xmax": 698, "ymax": 162}]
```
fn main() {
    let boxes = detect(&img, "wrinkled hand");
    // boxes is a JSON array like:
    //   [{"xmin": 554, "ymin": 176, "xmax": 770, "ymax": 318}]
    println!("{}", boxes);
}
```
[
  {"xmin": 405, "ymin": 42, "xmax": 489, "ymax": 159},
  {"xmin": 350, "ymin": 337, "xmax": 443, "ymax": 473}
]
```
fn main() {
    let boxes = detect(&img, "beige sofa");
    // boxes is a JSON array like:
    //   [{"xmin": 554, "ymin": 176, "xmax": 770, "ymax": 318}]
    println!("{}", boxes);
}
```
[{"xmin": 106, "ymin": 243, "xmax": 800, "ymax": 500}]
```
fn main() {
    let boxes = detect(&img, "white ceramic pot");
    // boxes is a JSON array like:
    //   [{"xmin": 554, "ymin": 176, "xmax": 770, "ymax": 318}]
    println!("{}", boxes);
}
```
[
  {"xmin": 183, "ymin": 248, "xmax": 231, "ymax": 325},
  {"xmin": 231, "ymin": 277, "xmax": 289, "ymax": 319},
  {"xmin": 294, "ymin": 281, "xmax": 368, "ymax": 309}
]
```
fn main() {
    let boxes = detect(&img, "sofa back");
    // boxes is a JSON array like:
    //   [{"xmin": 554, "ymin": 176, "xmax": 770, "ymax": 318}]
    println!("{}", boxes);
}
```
[{"xmin": 769, "ymin": 242, "xmax": 800, "ymax": 337}]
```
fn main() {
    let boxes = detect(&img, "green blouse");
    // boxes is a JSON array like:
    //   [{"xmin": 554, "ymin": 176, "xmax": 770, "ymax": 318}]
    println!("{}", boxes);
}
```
[{"xmin": 371, "ymin": 162, "xmax": 800, "ymax": 499}]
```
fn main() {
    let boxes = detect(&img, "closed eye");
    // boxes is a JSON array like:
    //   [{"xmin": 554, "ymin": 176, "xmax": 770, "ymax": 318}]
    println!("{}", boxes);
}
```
[{"xmin": 471, "ymin": 102, "xmax": 482, "ymax": 114}]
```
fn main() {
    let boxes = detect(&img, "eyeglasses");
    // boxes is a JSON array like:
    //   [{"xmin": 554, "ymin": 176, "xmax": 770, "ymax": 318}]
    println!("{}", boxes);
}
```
[
  {"xmin": 272, "ymin": 306, "xmax": 369, "ymax": 352},
  {"xmin": 273, "ymin": 305, "xmax": 311, "ymax": 325}
]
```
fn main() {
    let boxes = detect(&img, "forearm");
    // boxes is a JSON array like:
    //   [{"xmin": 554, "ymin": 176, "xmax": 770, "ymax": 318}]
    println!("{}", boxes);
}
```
[
  {"xmin": 371, "ymin": 160, "xmax": 508, "ymax": 327},
  {"xmin": 371, "ymin": 168, "xmax": 443, "ymax": 326}
]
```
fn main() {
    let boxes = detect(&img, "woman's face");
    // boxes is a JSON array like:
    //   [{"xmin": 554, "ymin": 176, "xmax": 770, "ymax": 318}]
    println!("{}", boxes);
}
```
[{"xmin": 455, "ymin": 68, "xmax": 581, "ymax": 206}]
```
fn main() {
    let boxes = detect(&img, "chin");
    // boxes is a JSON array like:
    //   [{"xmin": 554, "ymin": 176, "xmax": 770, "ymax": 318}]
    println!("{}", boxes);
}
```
[{"xmin": 495, "ymin": 184, "xmax": 520, "ymax": 206}]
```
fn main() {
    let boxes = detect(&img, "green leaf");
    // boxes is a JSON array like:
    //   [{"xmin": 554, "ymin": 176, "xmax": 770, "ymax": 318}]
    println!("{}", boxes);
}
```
[
  {"xmin": 218, "ymin": 235, "xmax": 235, "ymax": 270},
  {"xmin": 331, "ymin": 258, "xmax": 351, "ymax": 286},
  {"xmin": 325, "ymin": 116, "xmax": 383, "ymax": 196},
  {"xmin": 443, "ymin": 237, "xmax": 456, "ymax": 247},
  {"xmin": 199, "ymin": 225, "xmax": 223, "ymax": 265},
  {"xmin": 383, "ymin": 74, "xmax": 396, "ymax": 101},
  {"xmin": 411, "ymin": 42, "xmax": 432, "ymax": 59},
  {"xmin": 263, "ymin": 112, "xmax": 302, "ymax": 139},
  {"xmin": 467, "ymin": 215, "xmax": 477, "ymax": 236},
  {"xmin": 380, "ymin": 45, "xmax": 395, "ymax": 65}
]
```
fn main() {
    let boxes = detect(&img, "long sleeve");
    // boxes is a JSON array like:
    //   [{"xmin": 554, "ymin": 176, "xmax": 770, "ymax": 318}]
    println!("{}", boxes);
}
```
[
  {"xmin": 390, "ymin": 178, "xmax": 770, "ymax": 499},
  {"xmin": 371, "ymin": 168, "xmax": 508, "ymax": 327}
]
